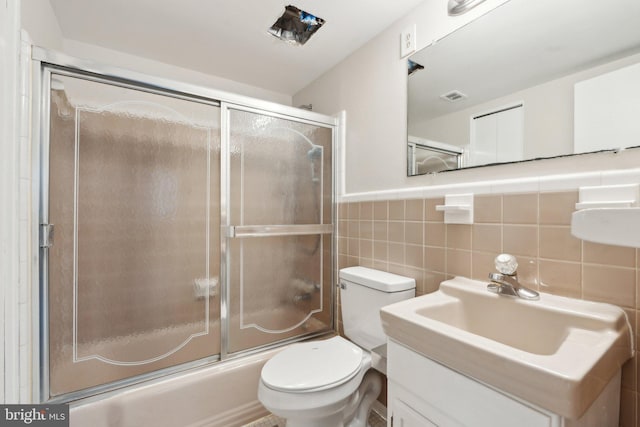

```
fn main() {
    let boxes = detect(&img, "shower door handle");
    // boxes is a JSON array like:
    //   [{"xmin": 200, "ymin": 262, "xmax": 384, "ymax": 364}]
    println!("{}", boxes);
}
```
[
  {"xmin": 40, "ymin": 224, "xmax": 55, "ymax": 248},
  {"xmin": 226, "ymin": 224, "xmax": 333, "ymax": 238}
]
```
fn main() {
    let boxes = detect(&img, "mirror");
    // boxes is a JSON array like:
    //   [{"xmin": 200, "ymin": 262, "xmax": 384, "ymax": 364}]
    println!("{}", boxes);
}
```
[{"xmin": 407, "ymin": 0, "xmax": 640, "ymax": 176}]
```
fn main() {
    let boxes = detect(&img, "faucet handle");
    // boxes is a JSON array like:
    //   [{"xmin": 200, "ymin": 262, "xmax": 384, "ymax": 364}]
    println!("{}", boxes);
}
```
[{"xmin": 495, "ymin": 253, "xmax": 518, "ymax": 275}]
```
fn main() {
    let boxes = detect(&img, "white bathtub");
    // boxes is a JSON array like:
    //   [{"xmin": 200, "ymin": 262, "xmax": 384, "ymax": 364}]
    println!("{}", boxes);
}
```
[{"xmin": 70, "ymin": 346, "xmax": 285, "ymax": 427}]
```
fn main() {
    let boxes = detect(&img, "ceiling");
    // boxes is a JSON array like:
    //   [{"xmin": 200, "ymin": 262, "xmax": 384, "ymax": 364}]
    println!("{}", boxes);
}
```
[{"xmin": 49, "ymin": 0, "xmax": 426, "ymax": 96}]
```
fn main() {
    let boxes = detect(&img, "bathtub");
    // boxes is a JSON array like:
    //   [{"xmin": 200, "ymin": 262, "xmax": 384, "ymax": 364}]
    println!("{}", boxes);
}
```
[{"xmin": 69, "ymin": 346, "xmax": 285, "ymax": 427}]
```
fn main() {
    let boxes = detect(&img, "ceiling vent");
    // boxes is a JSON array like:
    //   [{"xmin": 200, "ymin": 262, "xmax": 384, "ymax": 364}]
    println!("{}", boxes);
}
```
[
  {"xmin": 440, "ymin": 90, "xmax": 468, "ymax": 102},
  {"xmin": 268, "ymin": 5, "xmax": 325, "ymax": 46}
]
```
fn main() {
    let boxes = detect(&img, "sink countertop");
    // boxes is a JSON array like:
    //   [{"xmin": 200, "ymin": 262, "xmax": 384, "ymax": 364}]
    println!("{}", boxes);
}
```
[{"xmin": 380, "ymin": 276, "xmax": 634, "ymax": 419}]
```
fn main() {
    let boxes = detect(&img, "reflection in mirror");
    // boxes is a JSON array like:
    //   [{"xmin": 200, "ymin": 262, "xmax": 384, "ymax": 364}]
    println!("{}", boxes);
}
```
[
  {"xmin": 407, "ymin": 0, "xmax": 640, "ymax": 176},
  {"xmin": 408, "ymin": 136, "xmax": 463, "ymax": 175}
]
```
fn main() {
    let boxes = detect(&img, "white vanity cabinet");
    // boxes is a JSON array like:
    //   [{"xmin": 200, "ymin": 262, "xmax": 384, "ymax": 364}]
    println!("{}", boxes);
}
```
[
  {"xmin": 391, "ymin": 398, "xmax": 438, "ymax": 427},
  {"xmin": 387, "ymin": 340, "xmax": 619, "ymax": 427}
]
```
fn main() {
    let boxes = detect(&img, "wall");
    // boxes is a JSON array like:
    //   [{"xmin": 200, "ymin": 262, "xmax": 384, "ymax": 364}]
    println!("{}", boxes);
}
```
[
  {"xmin": 338, "ymin": 189, "xmax": 640, "ymax": 426},
  {"xmin": 302, "ymin": 12, "xmax": 640, "ymax": 423},
  {"xmin": 293, "ymin": 0, "xmax": 640, "ymax": 194},
  {"xmin": 293, "ymin": 0, "xmax": 509, "ymax": 193}
]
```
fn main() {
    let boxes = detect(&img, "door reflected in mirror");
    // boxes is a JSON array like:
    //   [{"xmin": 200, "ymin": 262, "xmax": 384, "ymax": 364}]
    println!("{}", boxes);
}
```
[{"xmin": 407, "ymin": 0, "xmax": 640, "ymax": 176}]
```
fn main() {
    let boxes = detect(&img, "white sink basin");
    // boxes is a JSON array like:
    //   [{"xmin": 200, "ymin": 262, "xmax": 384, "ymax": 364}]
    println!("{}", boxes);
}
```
[{"xmin": 380, "ymin": 276, "xmax": 634, "ymax": 419}]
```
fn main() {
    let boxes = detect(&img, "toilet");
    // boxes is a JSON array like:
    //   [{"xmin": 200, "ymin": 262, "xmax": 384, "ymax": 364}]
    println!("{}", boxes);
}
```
[{"xmin": 258, "ymin": 266, "xmax": 416, "ymax": 427}]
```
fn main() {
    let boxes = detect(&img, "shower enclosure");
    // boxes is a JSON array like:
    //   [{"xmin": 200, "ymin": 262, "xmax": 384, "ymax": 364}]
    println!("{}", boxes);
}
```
[{"xmin": 34, "ymin": 49, "xmax": 335, "ymax": 402}]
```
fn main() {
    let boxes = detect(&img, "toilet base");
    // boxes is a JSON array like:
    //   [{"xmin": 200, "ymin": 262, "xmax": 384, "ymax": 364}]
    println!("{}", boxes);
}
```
[{"xmin": 274, "ymin": 370, "xmax": 382, "ymax": 427}]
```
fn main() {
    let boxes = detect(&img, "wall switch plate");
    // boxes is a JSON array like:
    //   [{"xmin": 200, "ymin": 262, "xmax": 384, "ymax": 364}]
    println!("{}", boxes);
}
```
[{"xmin": 401, "ymin": 25, "xmax": 416, "ymax": 58}]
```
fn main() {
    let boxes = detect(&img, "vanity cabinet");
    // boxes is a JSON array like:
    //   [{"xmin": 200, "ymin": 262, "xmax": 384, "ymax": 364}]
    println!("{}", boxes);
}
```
[
  {"xmin": 391, "ymin": 399, "xmax": 437, "ymax": 427},
  {"xmin": 387, "ymin": 340, "xmax": 618, "ymax": 427}
]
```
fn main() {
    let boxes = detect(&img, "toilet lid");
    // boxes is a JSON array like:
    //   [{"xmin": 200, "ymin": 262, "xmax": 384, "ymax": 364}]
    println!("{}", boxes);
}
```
[{"xmin": 261, "ymin": 337, "xmax": 363, "ymax": 392}]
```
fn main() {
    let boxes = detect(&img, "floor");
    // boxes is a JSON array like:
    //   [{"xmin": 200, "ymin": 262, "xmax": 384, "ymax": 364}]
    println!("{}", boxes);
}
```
[{"xmin": 244, "ymin": 409, "xmax": 386, "ymax": 427}]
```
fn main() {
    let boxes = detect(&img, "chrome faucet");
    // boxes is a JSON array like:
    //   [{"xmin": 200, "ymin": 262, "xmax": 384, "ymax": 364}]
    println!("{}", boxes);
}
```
[{"xmin": 487, "ymin": 254, "xmax": 539, "ymax": 300}]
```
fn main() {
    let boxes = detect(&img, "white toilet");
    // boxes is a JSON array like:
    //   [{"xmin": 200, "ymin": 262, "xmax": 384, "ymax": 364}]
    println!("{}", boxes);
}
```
[{"xmin": 258, "ymin": 266, "xmax": 416, "ymax": 427}]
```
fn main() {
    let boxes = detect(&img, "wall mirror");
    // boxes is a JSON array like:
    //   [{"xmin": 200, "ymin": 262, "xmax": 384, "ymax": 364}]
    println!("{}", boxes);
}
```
[{"xmin": 407, "ymin": 0, "xmax": 640, "ymax": 176}]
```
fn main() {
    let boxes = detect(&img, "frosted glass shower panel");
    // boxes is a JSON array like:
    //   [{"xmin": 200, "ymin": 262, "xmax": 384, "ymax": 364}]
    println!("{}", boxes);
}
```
[
  {"xmin": 47, "ymin": 74, "xmax": 221, "ymax": 396},
  {"xmin": 227, "ymin": 109, "xmax": 333, "ymax": 353},
  {"xmin": 229, "ymin": 110, "xmax": 333, "ymax": 226},
  {"xmin": 228, "ymin": 235, "xmax": 329, "ymax": 352}
]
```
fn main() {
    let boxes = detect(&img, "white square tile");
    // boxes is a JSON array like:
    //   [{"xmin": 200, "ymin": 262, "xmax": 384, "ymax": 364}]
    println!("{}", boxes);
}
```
[
  {"xmin": 491, "ymin": 178, "xmax": 539, "ymax": 194},
  {"xmin": 19, "ymin": 221, "xmax": 28, "ymax": 263},
  {"xmin": 453, "ymin": 181, "xmax": 491, "ymax": 195},
  {"xmin": 539, "ymin": 172, "xmax": 601, "ymax": 192},
  {"xmin": 19, "ymin": 306, "xmax": 29, "ymax": 347},
  {"xmin": 19, "ymin": 136, "xmax": 30, "ymax": 179},
  {"xmin": 19, "ymin": 94, "xmax": 29, "ymax": 134},
  {"xmin": 19, "ymin": 66, "xmax": 30, "ymax": 101},
  {"xmin": 601, "ymin": 169, "xmax": 640, "ymax": 186},
  {"xmin": 19, "ymin": 261, "xmax": 28, "ymax": 304},
  {"xmin": 19, "ymin": 178, "xmax": 30, "ymax": 221},
  {"xmin": 19, "ymin": 95, "xmax": 30, "ymax": 138}
]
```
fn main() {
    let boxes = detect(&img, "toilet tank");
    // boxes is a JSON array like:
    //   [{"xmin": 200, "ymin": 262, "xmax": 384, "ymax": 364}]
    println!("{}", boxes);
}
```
[{"xmin": 339, "ymin": 267, "xmax": 415, "ymax": 350}]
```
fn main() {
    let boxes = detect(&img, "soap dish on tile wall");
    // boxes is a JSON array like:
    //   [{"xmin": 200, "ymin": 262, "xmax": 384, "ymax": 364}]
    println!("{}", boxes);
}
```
[
  {"xmin": 436, "ymin": 193, "xmax": 474, "ymax": 224},
  {"xmin": 571, "ymin": 184, "xmax": 640, "ymax": 248},
  {"xmin": 574, "ymin": 183, "xmax": 639, "ymax": 209}
]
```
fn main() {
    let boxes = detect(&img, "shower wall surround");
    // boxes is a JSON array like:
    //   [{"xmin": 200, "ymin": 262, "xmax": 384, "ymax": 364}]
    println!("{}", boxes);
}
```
[{"xmin": 338, "ymin": 189, "xmax": 640, "ymax": 426}]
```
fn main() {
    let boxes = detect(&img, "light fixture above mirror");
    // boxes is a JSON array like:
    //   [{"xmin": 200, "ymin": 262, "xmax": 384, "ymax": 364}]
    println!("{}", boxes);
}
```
[{"xmin": 447, "ymin": 0, "xmax": 488, "ymax": 16}]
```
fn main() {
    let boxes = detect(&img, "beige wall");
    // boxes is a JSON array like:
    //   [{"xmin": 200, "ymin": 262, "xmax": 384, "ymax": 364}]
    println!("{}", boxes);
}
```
[
  {"xmin": 293, "ymin": 0, "xmax": 513, "ymax": 194},
  {"xmin": 338, "ymin": 191, "xmax": 640, "ymax": 426},
  {"xmin": 293, "ymin": 0, "xmax": 640, "ymax": 194}
]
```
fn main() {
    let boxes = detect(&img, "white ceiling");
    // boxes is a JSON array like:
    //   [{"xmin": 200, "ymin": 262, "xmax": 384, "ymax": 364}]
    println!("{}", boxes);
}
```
[{"xmin": 49, "ymin": 0, "xmax": 426, "ymax": 96}]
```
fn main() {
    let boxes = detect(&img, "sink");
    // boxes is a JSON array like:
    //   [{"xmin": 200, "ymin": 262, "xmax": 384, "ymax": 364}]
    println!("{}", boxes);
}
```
[{"xmin": 380, "ymin": 276, "xmax": 634, "ymax": 419}]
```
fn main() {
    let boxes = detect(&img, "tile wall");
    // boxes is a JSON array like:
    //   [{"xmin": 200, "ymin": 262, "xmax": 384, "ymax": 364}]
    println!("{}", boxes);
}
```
[{"xmin": 337, "ymin": 190, "xmax": 640, "ymax": 426}]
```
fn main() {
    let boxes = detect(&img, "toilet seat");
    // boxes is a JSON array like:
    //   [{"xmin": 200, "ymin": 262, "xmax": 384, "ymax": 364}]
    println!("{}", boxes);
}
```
[{"xmin": 261, "ymin": 337, "xmax": 364, "ymax": 392}]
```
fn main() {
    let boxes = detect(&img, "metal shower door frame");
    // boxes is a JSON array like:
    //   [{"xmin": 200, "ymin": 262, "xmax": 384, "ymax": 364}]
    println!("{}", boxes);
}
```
[
  {"xmin": 31, "ymin": 47, "xmax": 337, "ymax": 403},
  {"xmin": 219, "ymin": 103, "xmax": 335, "ymax": 359}
]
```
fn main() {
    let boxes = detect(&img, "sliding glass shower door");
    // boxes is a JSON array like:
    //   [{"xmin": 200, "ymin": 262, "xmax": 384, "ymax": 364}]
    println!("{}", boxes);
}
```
[
  {"xmin": 225, "ymin": 108, "xmax": 333, "ymax": 354},
  {"xmin": 41, "ymin": 68, "xmax": 334, "ymax": 401},
  {"xmin": 45, "ymin": 73, "xmax": 222, "ymax": 397}
]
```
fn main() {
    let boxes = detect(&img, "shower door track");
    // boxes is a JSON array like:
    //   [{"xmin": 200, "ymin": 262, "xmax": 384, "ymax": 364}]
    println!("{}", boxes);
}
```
[
  {"xmin": 32, "ymin": 46, "xmax": 338, "ymax": 404},
  {"xmin": 32, "ymin": 47, "xmax": 337, "ymax": 126}
]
